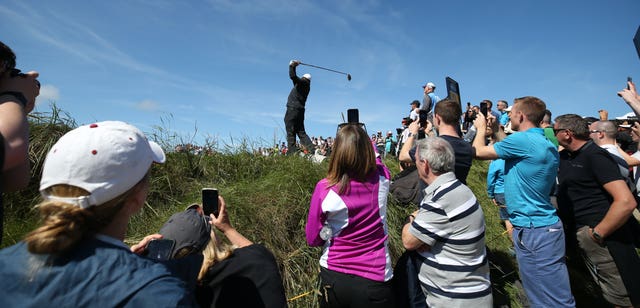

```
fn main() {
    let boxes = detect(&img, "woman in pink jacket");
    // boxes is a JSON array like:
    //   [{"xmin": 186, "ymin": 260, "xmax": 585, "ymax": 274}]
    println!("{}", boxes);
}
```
[{"xmin": 305, "ymin": 123, "xmax": 395, "ymax": 308}]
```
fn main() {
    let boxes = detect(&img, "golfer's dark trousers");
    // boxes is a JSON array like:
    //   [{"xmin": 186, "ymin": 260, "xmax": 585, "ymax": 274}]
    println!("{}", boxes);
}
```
[{"xmin": 284, "ymin": 107, "xmax": 314, "ymax": 152}]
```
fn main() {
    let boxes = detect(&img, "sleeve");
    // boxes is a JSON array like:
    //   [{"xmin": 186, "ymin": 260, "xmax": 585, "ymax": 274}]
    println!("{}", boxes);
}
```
[
  {"xmin": 421, "ymin": 94, "xmax": 432, "ymax": 112},
  {"xmin": 289, "ymin": 64, "xmax": 299, "ymax": 84},
  {"xmin": 305, "ymin": 181, "xmax": 328, "ymax": 246},
  {"xmin": 590, "ymin": 150, "xmax": 625, "ymax": 186},
  {"xmin": 409, "ymin": 207, "xmax": 450, "ymax": 247},
  {"xmin": 493, "ymin": 133, "xmax": 528, "ymax": 160},
  {"xmin": 486, "ymin": 161, "xmax": 497, "ymax": 198}
]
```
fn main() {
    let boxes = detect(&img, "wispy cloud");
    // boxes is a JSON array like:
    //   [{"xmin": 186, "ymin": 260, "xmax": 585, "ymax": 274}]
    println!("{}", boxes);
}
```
[
  {"xmin": 36, "ymin": 84, "xmax": 60, "ymax": 105},
  {"xmin": 135, "ymin": 99, "xmax": 161, "ymax": 111}
]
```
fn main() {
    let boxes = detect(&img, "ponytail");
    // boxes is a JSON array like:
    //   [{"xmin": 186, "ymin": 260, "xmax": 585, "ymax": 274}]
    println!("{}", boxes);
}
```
[{"xmin": 25, "ymin": 175, "xmax": 148, "ymax": 256}]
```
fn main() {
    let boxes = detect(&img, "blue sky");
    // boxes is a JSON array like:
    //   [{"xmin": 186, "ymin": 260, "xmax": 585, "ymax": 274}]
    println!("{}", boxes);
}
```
[{"xmin": 2, "ymin": 0, "xmax": 640, "ymax": 148}]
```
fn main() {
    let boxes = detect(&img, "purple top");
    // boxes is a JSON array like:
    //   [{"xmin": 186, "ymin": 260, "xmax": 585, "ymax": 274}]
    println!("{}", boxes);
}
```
[{"xmin": 305, "ymin": 158, "xmax": 392, "ymax": 282}]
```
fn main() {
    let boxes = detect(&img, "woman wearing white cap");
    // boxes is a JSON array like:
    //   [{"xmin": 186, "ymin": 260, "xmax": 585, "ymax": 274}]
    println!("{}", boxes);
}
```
[{"xmin": 0, "ymin": 121, "xmax": 196, "ymax": 307}]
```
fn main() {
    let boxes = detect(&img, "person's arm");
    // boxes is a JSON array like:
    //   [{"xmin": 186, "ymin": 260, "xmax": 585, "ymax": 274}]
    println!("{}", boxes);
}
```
[
  {"xmin": 0, "ymin": 71, "xmax": 40, "ymax": 191},
  {"xmin": 401, "ymin": 211, "xmax": 430, "ymax": 252},
  {"xmin": 305, "ymin": 184, "xmax": 327, "ymax": 246},
  {"xmin": 615, "ymin": 144, "xmax": 640, "ymax": 167},
  {"xmin": 398, "ymin": 121, "xmax": 420, "ymax": 163},
  {"xmin": 618, "ymin": 81, "xmax": 640, "ymax": 117},
  {"xmin": 472, "ymin": 112, "xmax": 499, "ymax": 159},
  {"xmin": 591, "ymin": 180, "xmax": 637, "ymax": 243},
  {"xmin": 289, "ymin": 60, "xmax": 300, "ymax": 83},
  {"xmin": 211, "ymin": 196, "xmax": 252, "ymax": 248}
]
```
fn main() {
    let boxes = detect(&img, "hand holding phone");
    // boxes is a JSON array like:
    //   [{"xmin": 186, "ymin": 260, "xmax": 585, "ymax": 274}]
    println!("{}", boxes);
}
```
[
  {"xmin": 480, "ymin": 102, "xmax": 488, "ymax": 117},
  {"xmin": 145, "ymin": 239, "xmax": 175, "ymax": 261},
  {"xmin": 202, "ymin": 188, "xmax": 219, "ymax": 217}
]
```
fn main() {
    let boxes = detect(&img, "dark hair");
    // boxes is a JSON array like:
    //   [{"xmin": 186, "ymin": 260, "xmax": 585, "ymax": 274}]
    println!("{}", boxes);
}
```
[
  {"xmin": 0, "ymin": 41, "xmax": 16, "ymax": 73},
  {"xmin": 411, "ymin": 100, "xmax": 420, "ymax": 108},
  {"xmin": 554, "ymin": 114, "xmax": 590, "ymax": 140},
  {"xmin": 434, "ymin": 98, "xmax": 462, "ymax": 124}
]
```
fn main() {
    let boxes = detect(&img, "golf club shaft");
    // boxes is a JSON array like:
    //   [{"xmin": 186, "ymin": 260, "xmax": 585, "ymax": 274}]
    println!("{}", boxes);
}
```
[{"xmin": 299, "ymin": 62, "xmax": 348, "ymax": 76}]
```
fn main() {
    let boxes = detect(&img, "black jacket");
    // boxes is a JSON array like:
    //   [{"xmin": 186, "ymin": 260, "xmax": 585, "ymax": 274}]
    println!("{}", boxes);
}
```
[{"xmin": 286, "ymin": 65, "xmax": 310, "ymax": 109}]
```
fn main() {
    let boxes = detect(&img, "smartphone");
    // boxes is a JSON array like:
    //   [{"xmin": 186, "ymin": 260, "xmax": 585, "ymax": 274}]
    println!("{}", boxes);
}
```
[
  {"xmin": 480, "ymin": 102, "xmax": 488, "ymax": 117},
  {"xmin": 145, "ymin": 239, "xmax": 175, "ymax": 261},
  {"xmin": 202, "ymin": 188, "xmax": 219, "ymax": 217},
  {"xmin": 628, "ymin": 76, "xmax": 633, "ymax": 90},
  {"xmin": 347, "ymin": 109, "xmax": 359, "ymax": 123}
]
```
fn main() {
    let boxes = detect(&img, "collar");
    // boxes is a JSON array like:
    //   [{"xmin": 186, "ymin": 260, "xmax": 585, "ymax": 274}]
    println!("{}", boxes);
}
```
[{"xmin": 424, "ymin": 172, "xmax": 457, "ymax": 196}]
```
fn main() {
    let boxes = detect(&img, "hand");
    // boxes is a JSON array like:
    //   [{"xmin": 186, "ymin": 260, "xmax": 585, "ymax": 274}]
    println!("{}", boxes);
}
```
[
  {"xmin": 408, "ymin": 121, "xmax": 420, "ymax": 135},
  {"xmin": 130, "ymin": 233, "xmax": 163, "ymax": 254},
  {"xmin": 473, "ymin": 111, "xmax": 487, "ymax": 130},
  {"xmin": 210, "ymin": 196, "xmax": 233, "ymax": 233},
  {"xmin": 618, "ymin": 81, "xmax": 640, "ymax": 104},
  {"xmin": 598, "ymin": 109, "xmax": 608, "ymax": 121},
  {"xmin": 0, "ymin": 70, "xmax": 40, "ymax": 113}
]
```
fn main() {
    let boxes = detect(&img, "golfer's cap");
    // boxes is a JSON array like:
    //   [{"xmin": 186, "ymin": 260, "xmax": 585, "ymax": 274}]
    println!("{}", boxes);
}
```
[
  {"xmin": 387, "ymin": 131, "xmax": 393, "ymax": 135},
  {"xmin": 159, "ymin": 205, "xmax": 211, "ymax": 259},
  {"xmin": 504, "ymin": 106, "xmax": 512, "ymax": 112},
  {"xmin": 422, "ymin": 82, "xmax": 436, "ymax": 89},
  {"xmin": 40, "ymin": 121, "xmax": 165, "ymax": 208},
  {"xmin": 302, "ymin": 73, "xmax": 311, "ymax": 80}
]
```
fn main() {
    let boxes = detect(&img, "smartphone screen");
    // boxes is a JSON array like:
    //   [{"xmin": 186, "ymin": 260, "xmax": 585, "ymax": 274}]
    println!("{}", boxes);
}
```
[
  {"xmin": 480, "ymin": 102, "xmax": 488, "ymax": 117},
  {"xmin": 146, "ymin": 239, "xmax": 175, "ymax": 261},
  {"xmin": 202, "ymin": 188, "xmax": 219, "ymax": 217}
]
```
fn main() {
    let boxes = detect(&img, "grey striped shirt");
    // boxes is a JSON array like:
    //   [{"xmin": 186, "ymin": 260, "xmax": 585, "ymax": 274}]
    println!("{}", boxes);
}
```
[{"xmin": 409, "ymin": 172, "xmax": 492, "ymax": 307}]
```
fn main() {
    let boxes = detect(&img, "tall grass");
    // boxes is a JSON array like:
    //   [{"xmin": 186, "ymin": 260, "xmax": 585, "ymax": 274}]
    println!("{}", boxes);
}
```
[{"xmin": 3, "ymin": 107, "xmax": 609, "ymax": 307}]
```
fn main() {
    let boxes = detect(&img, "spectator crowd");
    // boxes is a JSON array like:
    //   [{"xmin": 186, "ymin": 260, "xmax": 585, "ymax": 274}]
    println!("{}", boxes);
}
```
[{"xmin": 1, "ymin": 39, "xmax": 639, "ymax": 308}]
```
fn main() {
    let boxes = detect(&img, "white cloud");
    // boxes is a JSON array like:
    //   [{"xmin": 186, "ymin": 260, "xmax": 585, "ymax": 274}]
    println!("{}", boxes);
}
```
[
  {"xmin": 36, "ymin": 84, "xmax": 60, "ymax": 105},
  {"xmin": 135, "ymin": 99, "xmax": 161, "ymax": 111}
]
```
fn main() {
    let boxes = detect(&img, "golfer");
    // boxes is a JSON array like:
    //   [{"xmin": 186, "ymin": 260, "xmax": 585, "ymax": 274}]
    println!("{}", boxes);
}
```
[{"xmin": 285, "ymin": 59, "xmax": 315, "ymax": 154}]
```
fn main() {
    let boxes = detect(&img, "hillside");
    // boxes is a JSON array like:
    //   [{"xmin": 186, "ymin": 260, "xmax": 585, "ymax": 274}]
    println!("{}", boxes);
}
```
[{"xmin": 3, "ymin": 108, "xmax": 609, "ymax": 307}]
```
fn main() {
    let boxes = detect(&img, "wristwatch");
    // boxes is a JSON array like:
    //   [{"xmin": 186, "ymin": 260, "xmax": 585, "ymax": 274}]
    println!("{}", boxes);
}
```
[
  {"xmin": 591, "ymin": 228, "xmax": 604, "ymax": 244},
  {"xmin": 407, "ymin": 132, "xmax": 413, "ymax": 138}
]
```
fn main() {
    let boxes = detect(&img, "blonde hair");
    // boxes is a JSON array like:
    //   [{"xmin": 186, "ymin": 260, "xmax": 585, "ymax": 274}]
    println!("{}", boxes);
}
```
[
  {"xmin": 197, "ymin": 231, "xmax": 235, "ymax": 281},
  {"xmin": 25, "ymin": 174, "xmax": 149, "ymax": 256},
  {"xmin": 326, "ymin": 124, "xmax": 376, "ymax": 195}
]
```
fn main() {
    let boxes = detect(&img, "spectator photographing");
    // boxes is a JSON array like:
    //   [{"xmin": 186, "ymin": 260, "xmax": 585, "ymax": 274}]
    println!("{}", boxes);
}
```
[
  {"xmin": 306, "ymin": 122, "xmax": 395, "ymax": 308},
  {"xmin": 0, "ymin": 121, "xmax": 196, "ymax": 306},
  {"xmin": 0, "ymin": 41, "xmax": 40, "ymax": 244},
  {"xmin": 402, "ymin": 137, "xmax": 492, "ymax": 307},
  {"xmin": 472, "ymin": 97, "xmax": 575, "ymax": 307}
]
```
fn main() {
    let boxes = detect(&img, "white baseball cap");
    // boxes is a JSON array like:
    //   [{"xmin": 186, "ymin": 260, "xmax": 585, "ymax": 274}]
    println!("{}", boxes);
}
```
[
  {"xmin": 40, "ymin": 121, "xmax": 166, "ymax": 208},
  {"xmin": 422, "ymin": 82, "xmax": 436, "ymax": 89},
  {"xmin": 302, "ymin": 73, "xmax": 311, "ymax": 80}
]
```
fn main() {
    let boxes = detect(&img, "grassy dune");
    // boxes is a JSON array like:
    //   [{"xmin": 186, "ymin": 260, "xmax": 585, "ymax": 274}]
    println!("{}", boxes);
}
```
[{"xmin": 3, "ymin": 107, "xmax": 609, "ymax": 307}]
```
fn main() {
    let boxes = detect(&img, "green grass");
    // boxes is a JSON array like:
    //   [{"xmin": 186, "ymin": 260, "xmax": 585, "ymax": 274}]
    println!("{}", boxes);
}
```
[{"xmin": 2, "ymin": 107, "xmax": 611, "ymax": 307}]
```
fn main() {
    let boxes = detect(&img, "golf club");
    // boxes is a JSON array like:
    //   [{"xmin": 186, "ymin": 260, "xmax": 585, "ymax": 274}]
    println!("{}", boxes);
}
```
[{"xmin": 299, "ymin": 62, "xmax": 352, "ymax": 81}]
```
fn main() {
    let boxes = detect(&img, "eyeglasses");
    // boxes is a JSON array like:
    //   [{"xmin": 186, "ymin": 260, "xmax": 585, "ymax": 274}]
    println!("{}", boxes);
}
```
[{"xmin": 553, "ymin": 128, "xmax": 570, "ymax": 135}]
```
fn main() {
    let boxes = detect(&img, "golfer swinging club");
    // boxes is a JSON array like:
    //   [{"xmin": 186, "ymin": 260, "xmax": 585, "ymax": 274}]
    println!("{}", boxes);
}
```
[{"xmin": 285, "ymin": 59, "xmax": 315, "ymax": 155}]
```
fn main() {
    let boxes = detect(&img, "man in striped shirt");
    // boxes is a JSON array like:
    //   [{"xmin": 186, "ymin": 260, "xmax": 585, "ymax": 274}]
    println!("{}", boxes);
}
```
[{"xmin": 402, "ymin": 137, "xmax": 492, "ymax": 308}]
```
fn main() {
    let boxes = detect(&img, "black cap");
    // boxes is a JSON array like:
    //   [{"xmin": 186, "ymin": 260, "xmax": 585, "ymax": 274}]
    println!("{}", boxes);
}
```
[{"xmin": 159, "ymin": 205, "xmax": 211, "ymax": 259}]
